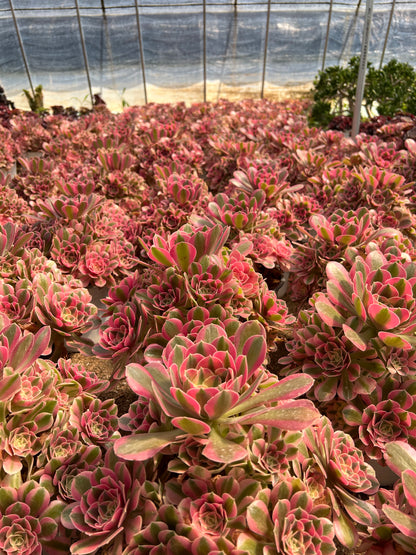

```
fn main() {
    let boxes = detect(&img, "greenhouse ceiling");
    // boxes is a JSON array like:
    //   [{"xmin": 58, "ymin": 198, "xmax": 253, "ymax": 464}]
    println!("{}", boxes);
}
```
[{"xmin": 0, "ymin": 0, "xmax": 415, "ymax": 110}]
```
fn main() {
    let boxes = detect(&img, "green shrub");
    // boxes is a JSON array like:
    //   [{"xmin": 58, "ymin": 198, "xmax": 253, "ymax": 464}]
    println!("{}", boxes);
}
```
[{"xmin": 309, "ymin": 57, "xmax": 416, "ymax": 127}]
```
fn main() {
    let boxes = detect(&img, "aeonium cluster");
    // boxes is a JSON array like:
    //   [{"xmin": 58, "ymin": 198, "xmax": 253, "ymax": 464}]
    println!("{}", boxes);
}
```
[
  {"xmin": 115, "ymin": 318, "xmax": 320, "ymax": 465},
  {"xmin": 1, "ymin": 98, "xmax": 416, "ymax": 554}
]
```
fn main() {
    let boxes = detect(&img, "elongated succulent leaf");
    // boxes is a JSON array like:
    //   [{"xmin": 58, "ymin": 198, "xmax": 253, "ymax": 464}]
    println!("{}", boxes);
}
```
[
  {"xmin": 202, "ymin": 427, "xmax": 247, "ymax": 463},
  {"xmin": 246, "ymin": 500, "xmax": 274, "ymax": 536},
  {"xmin": 115, "ymin": 430, "xmax": 182, "ymax": 461},
  {"xmin": 171, "ymin": 417, "xmax": 211, "ymax": 435},
  {"xmin": 223, "ymin": 374, "xmax": 314, "ymax": 418},
  {"xmin": 403, "ymin": 470, "xmax": 416, "ymax": 508},
  {"xmin": 237, "ymin": 400, "xmax": 320, "ymax": 429},
  {"xmin": 385, "ymin": 441, "xmax": 416, "ymax": 475},
  {"xmin": 383, "ymin": 506, "xmax": 416, "ymax": 538},
  {"xmin": 316, "ymin": 300, "xmax": 344, "ymax": 327}
]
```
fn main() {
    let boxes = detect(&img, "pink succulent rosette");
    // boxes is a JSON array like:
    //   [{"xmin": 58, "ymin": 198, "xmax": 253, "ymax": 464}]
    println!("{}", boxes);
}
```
[
  {"xmin": 280, "ymin": 309, "xmax": 386, "ymax": 402},
  {"xmin": 78, "ymin": 241, "xmax": 118, "ymax": 287},
  {"xmin": 69, "ymin": 394, "xmax": 119, "ymax": 446},
  {"xmin": 240, "ymin": 478, "xmax": 336, "ymax": 555},
  {"xmin": 34, "ymin": 274, "xmax": 97, "ymax": 337},
  {"xmin": 61, "ymin": 449, "xmax": 150, "ymax": 554},
  {"xmin": 301, "ymin": 417, "xmax": 379, "ymax": 549},
  {"xmin": 314, "ymin": 250, "xmax": 416, "ymax": 352},
  {"xmin": 0, "ymin": 481, "xmax": 65, "ymax": 555},
  {"xmin": 115, "ymin": 320, "xmax": 319, "ymax": 465},
  {"xmin": 343, "ymin": 384, "xmax": 416, "ymax": 460}
]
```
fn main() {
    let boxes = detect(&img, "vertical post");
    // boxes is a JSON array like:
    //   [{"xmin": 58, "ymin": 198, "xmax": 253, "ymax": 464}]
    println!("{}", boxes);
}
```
[
  {"xmin": 339, "ymin": 0, "xmax": 362, "ymax": 64},
  {"xmin": 261, "ymin": 0, "xmax": 272, "ymax": 99},
  {"xmin": 379, "ymin": 0, "xmax": 395, "ymax": 68},
  {"xmin": 74, "ymin": 0, "xmax": 94, "ymax": 107},
  {"xmin": 203, "ymin": 0, "xmax": 207, "ymax": 102},
  {"xmin": 322, "ymin": 0, "xmax": 333, "ymax": 71},
  {"xmin": 351, "ymin": 0, "xmax": 373, "ymax": 138},
  {"xmin": 134, "ymin": 0, "xmax": 148, "ymax": 104},
  {"xmin": 8, "ymin": 0, "xmax": 35, "ymax": 98}
]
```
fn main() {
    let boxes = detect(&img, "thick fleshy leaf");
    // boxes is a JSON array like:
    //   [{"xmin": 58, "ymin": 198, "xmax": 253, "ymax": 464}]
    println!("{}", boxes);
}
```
[
  {"xmin": 223, "ymin": 374, "xmax": 314, "ymax": 418},
  {"xmin": 172, "ymin": 242, "xmax": 196, "ymax": 271},
  {"xmin": 316, "ymin": 300, "xmax": 344, "ymax": 327},
  {"xmin": 336, "ymin": 487, "xmax": 379, "ymax": 526},
  {"xmin": 342, "ymin": 406, "xmax": 362, "ymax": 425},
  {"xmin": 70, "ymin": 529, "xmax": 123, "ymax": 555},
  {"xmin": 242, "ymin": 335, "xmax": 267, "ymax": 373},
  {"xmin": 3, "ymin": 456, "xmax": 22, "ymax": 475},
  {"xmin": 114, "ymin": 430, "xmax": 182, "ymax": 461},
  {"xmin": 0, "ymin": 373, "xmax": 21, "ymax": 402},
  {"xmin": 314, "ymin": 377, "xmax": 338, "ymax": 402},
  {"xmin": 148, "ymin": 246, "xmax": 175, "ymax": 267},
  {"xmin": 368, "ymin": 304, "xmax": 400, "ymax": 330},
  {"xmin": 326, "ymin": 262, "xmax": 354, "ymax": 296},
  {"xmin": 25, "ymin": 486, "xmax": 49, "ymax": 515},
  {"xmin": 403, "ymin": 470, "xmax": 416, "ymax": 508},
  {"xmin": 385, "ymin": 441, "xmax": 416, "ymax": 475},
  {"xmin": 204, "ymin": 390, "xmax": 239, "ymax": 420},
  {"xmin": 237, "ymin": 400, "xmax": 320, "ymax": 429},
  {"xmin": 126, "ymin": 363, "xmax": 154, "ymax": 398},
  {"xmin": 379, "ymin": 332, "xmax": 413, "ymax": 350},
  {"xmin": 234, "ymin": 320, "xmax": 265, "ymax": 356},
  {"xmin": 171, "ymin": 388, "xmax": 202, "ymax": 416},
  {"xmin": 202, "ymin": 427, "xmax": 247, "ymax": 463},
  {"xmin": 8, "ymin": 326, "xmax": 51, "ymax": 372},
  {"xmin": 342, "ymin": 324, "xmax": 367, "ymax": 351},
  {"xmin": 0, "ymin": 488, "xmax": 17, "ymax": 512},
  {"xmin": 237, "ymin": 533, "xmax": 264, "ymax": 555},
  {"xmin": 171, "ymin": 417, "xmax": 211, "ymax": 435},
  {"xmin": 333, "ymin": 508, "xmax": 358, "ymax": 548},
  {"xmin": 246, "ymin": 500, "xmax": 274, "ymax": 536},
  {"xmin": 383, "ymin": 506, "xmax": 416, "ymax": 538}
]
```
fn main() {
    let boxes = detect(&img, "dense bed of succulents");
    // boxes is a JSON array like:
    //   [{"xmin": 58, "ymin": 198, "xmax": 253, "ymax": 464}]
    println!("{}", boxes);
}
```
[{"xmin": 1, "ymin": 98, "xmax": 416, "ymax": 553}]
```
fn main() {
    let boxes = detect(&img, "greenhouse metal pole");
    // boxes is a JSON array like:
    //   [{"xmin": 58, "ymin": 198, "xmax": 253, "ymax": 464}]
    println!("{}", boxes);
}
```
[
  {"xmin": 261, "ymin": 0, "xmax": 272, "ymax": 99},
  {"xmin": 322, "ymin": 0, "xmax": 334, "ymax": 71},
  {"xmin": 351, "ymin": 0, "xmax": 373, "ymax": 138},
  {"xmin": 379, "ymin": 0, "xmax": 395, "ymax": 68},
  {"xmin": 74, "ymin": 0, "xmax": 94, "ymax": 107},
  {"xmin": 8, "ymin": 0, "xmax": 35, "ymax": 98},
  {"xmin": 339, "ymin": 0, "xmax": 361, "ymax": 64},
  {"xmin": 134, "ymin": 0, "xmax": 148, "ymax": 104},
  {"xmin": 203, "ymin": 0, "xmax": 207, "ymax": 102}
]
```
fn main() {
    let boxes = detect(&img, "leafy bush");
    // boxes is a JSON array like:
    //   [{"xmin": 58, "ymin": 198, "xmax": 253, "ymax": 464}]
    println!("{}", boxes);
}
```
[{"xmin": 309, "ymin": 56, "xmax": 416, "ymax": 127}]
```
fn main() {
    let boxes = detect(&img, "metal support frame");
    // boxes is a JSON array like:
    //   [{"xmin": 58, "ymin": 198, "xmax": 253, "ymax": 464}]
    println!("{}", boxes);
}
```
[
  {"xmin": 379, "ymin": 0, "xmax": 395, "ymax": 68},
  {"xmin": 261, "ymin": 0, "xmax": 272, "ymax": 99},
  {"xmin": 339, "ymin": 0, "xmax": 362, "ymax": 64},
  {"xmin": 351, "ymin": 0, "xmax": 373, "ymax": 138},
  {"xmin": 134, "ymin": 0, "xmax": 148, "ymax": 104},
  {"xmin": 8, "ymin": 0, "xmax": 34, "ymax": 98},
  {"xmin": 321, "ymin": 0, "xmax": 333, "ymax": 71},
  {"xmin": 203, "ymin": 0, "xmax": 206, "ymax": 102},
  {"xmin": 74, "ymin": 0, "xmax": 94, "ymax": 107}
]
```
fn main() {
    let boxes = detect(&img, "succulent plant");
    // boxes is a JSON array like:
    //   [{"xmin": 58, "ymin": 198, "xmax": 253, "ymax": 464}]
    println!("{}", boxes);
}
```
[
  {"xmin": 313, "ymin": 249, "xmax": 416, "ymax": 352},
  {"xmin": 280, "ymin": 308, "xmax": 386, "ymax": 402},
  {"xmin": 298, "ymin": 417, "xmax": 379, "ymax": 548},
  {"xmin": 382, "ymin": 441, "xmax": 416, "ymax": 554},
  {"xmin": 69, "ymin": 394, "xmax": 119, "ymax": 447},
  {"xmin": 0, "ymin": 480, "xmax": 65, "ymax": 555},
  {"xmin": 115, "ymin": 320, "xmax": 319, "ymax": 464},
  {"xmin": 343, "ymin": 378, "xmax": 416, "ymax": 460},
  {"xmin": 239, "ymin": 477, "xmax": 336, "ymax": 555},
  {"xmin": 61, "ymin": 448, "xmax": 152, "ymax": 554}
]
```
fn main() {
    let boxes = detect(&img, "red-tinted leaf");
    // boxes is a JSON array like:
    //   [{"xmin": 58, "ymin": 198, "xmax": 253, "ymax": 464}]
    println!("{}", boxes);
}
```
[{"xmin": 114, "ymin": 430, "xmax": 182, "ymax": 461}]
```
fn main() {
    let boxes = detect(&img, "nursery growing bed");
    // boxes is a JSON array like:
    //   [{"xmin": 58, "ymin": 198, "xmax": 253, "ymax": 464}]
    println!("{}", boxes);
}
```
[{"xmin": 0, "ymin": 99, "xmax": 416, "ymax": 554}]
